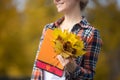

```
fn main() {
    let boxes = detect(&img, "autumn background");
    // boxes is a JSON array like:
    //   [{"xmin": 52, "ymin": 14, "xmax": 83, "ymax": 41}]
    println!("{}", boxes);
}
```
[{"xmin": 0, "ymin": 0, "xmax": 120, "ymax": 80}]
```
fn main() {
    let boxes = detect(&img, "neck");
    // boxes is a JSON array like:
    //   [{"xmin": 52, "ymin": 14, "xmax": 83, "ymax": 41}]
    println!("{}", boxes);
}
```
[
  {"xmin": 60, "ymin": 5, "xmax": 82, "ymax": 31},
  {"xmin": 64, "ymin": 6, "xmax": 82, "ymax": 25}
]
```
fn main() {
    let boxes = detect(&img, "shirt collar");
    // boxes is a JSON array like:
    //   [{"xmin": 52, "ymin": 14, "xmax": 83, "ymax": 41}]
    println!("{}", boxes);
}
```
[{"xmin": 54, "ymin": 16, "xmax": 90, "ymax": 29}]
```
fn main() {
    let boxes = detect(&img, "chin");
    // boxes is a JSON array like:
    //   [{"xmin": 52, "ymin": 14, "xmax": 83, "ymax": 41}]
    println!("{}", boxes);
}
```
[
  {"xmin": 57, "ymin": 10, "xmax": 63, "ymax": 13},
  {"xmin": 57, "ymin": 8, "xmax": 66, "ymax": 13}
]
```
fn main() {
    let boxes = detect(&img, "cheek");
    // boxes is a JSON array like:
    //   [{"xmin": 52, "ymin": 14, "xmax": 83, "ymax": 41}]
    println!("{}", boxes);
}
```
[
  {"xmin": 66, "ymin": 0, "xmax": 77, "ymax": 9},
  {"xmin": 55, "ymin": 0, "xmax": 77, "ymax": 13}
]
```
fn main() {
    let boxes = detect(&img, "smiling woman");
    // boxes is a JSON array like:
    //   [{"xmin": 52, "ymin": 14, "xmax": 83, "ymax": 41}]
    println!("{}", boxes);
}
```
[{"xmin": 31, "ymin": 0, "xmax": 102, "ymax": 80}]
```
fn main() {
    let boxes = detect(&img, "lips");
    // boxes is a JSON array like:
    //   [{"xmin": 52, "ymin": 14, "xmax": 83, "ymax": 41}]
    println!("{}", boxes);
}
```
[
  {"xmin": 56, "ymin": 2, "xmax": 64, "ymax": 5},
  {"xmin": 56, "ymin": 2, "xmax": 64, "ymax": 7}
]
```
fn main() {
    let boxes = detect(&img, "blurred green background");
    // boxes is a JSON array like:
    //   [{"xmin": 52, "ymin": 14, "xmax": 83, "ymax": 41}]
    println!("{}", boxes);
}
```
[{"xmin": 0, "ymin": 0, "xmax": 120, "ymax": 80}]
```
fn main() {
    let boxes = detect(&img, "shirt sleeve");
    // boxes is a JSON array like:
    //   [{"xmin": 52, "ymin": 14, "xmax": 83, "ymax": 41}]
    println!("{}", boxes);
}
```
[
  {"xmin": 31, "ymin": 24, "xmax": 49, "ymax": 80},
  {"xmin": 70, "ymin": 29, "xmax": 102, "ymax": 80}
]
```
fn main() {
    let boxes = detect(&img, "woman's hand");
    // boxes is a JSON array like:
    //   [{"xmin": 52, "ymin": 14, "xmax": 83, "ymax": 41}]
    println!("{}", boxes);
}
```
[
  {"xmin": 56, "ymin": 55, "xmax": 77, "ymax": 73},
  {"xmin": 56, "ymin": 55, "xmax": 69, "ymax": 66}
]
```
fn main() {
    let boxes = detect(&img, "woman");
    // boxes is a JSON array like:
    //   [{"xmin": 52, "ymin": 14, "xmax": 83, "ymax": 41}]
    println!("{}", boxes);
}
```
[{"xmin": 31, "ymin": 0, "xmax": 102, "ymax": 80}]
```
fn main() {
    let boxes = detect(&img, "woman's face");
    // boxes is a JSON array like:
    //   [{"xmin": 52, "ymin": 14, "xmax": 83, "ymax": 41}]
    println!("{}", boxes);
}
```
[{"xmin": 54, "ymin": 0, "xmax": 80, "ymax": 13}]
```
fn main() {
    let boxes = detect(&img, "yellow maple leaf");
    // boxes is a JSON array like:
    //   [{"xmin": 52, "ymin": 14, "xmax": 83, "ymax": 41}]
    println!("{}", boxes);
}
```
[{"xmin": 53, "ymin": 28, "xmax": 86, "ymax": 58}]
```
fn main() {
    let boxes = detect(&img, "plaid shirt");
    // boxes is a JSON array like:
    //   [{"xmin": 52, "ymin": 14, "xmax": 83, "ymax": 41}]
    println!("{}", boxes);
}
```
[{"xmin": 31, "ymin": 17, "xmax": 102, "ymax": 80}]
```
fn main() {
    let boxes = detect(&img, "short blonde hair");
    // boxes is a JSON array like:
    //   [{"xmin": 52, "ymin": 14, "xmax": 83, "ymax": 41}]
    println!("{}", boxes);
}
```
[{"xmin": 80, "ymin": 0, "xmax": 89, "ymax": 11}]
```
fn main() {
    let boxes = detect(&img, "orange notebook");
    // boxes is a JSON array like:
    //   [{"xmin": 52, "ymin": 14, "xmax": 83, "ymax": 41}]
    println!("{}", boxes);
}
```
[{"xmin": 36, "ymin": 28, "xmax": 64, "ymax": 77}]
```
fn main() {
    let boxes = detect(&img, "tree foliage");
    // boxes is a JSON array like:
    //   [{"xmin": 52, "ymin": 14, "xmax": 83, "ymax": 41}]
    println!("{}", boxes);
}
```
[
  {"xmin": 0, "ymin": 0, "xmax": 120, "ymax": 80},
  {"xmin": 0, "ymin": 0, "xmax": 26, "ymax": 77},
  {"xmin": 87, "ymin": 1, "xmax": 120, "ymax": 80}
]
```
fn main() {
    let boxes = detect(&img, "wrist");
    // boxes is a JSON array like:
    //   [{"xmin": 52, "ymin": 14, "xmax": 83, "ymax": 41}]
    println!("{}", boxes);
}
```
[{"xmin": 64, "ymin": 60, "xmax": 77, "ymax": 73}]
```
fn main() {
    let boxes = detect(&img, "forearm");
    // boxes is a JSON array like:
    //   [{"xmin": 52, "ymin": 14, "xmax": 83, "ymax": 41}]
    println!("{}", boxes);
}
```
[
  {"xmin": 70, "ymin": 64, "xmax": 95, "ymax": 80},
  {"xmin": 68, "ymin": 29, "xmax": 102, "ymax": 80},
  {"xmin": 66, "ymin": 56, "xmax": 95, "ymax": 80}
]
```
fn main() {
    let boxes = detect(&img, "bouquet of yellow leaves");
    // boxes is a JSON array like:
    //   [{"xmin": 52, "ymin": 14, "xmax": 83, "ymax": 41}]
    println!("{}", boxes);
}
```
[{"xmin": 53, "ymin": 28, "xmax": 86, "ymax": 59}]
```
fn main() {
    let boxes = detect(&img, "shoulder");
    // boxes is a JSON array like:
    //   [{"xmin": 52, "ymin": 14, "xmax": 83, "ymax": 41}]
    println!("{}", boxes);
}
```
[
  {"xmin": 81, "ymin": 24, "xmax": 102, "ymax": 46},
  {"xmin": 83, "ymin": 24, "xmax": 101, "ymax": 39},
  {"xmin": 44, "ymin": 23, "xmax": 55, "ymax": 30},
  {"xmin": 41, "ymin": 23, "xmax": 55, "ymax": 35}
]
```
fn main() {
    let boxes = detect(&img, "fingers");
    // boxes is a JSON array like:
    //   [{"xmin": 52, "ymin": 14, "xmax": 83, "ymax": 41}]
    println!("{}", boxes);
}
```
[
  {"xmin": 56, "ymin": 55, "xmax": 69, "ymax": 66},
  {"xmin": 56, "ymin": 55, "xmax": 77, "ymax": 73}
]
